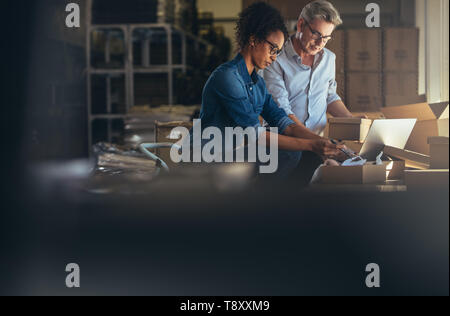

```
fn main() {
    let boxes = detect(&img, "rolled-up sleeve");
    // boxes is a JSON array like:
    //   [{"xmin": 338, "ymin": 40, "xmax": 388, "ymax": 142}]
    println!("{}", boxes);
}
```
[
  {"xmin": 263, "ymin": 62, "xmax": 294, "ymax": 116},
  {"xmin": 261, "ymin": 93, "xmax": 295, "ymax": 135},
  {"xmin": 326, "ymin": 55, "xmax": 341, "ymax": 105}
]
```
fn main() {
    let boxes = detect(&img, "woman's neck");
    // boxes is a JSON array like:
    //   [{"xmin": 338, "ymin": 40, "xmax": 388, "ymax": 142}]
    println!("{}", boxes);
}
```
[{"xmin": 240, "ymin": 49, "xmax": 255, "ymax": 75}]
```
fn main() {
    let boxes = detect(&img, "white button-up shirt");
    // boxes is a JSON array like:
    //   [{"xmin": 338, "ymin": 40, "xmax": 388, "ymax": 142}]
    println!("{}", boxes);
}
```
[{"xmin": 263, "ymin": 36, "xmax": 341, "ymax": 134}]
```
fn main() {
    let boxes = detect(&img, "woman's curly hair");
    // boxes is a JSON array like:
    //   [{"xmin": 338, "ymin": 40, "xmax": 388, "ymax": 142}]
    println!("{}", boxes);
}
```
[{"xmin": 235, "ymin": 2, "xmax": 289, "ymax": 51}]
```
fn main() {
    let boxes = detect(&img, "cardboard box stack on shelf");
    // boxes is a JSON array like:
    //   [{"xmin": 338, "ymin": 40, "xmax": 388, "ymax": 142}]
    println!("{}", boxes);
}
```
[
  {"xmin": 326, "ymin": 29, "xmax": 346, "ymax": 103},
  {"xmin": 328, "ymin": 27, "xmax": 422, "ymax": 113},
  {"xmin": 346, "ymin": 29, "xmax": 383, "ymax": 112},
  {"xmin": 383, "ymin": 28, "xmax": 424, "ymax": 106}
]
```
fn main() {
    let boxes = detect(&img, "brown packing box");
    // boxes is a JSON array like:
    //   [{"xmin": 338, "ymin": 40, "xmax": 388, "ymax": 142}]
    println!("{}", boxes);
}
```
[
  {"xmin": 383, "ymin": 145, "xmax": 430, "ymax": 169},
  {"xmin": 347, "ymin": 29, "xmax": 382, "ymax": 72},
  {"xmin": 404, "ymin": 170, "xmax": 449, "ymax": 190},
  {"xmin": 347, "ymin": 72, "xmax": 383, "ymax": 112},
  {"xmin": 351, "ymin": 112, "xmax": 385, "ymax": 119},
  {"xmin": 383, "ymin": 72, "xmax": 423, "ymax": 107},
  {"xmin": 318, "ymin": 163, "xmax": 386, "ymax": 185},
  {"xmin": 385, "ymin": 94, "xmax": 427, "ymax": 107},
  {"xmin": 328, "ymin": 117, "xmax": 372, "ymax": 142},
  {"xmin": 335, "ymin": 72, "xmax": 346, "ymax": 104},
  {"xmin": 383, "ymin": 28, "xmax": 419, "ymax": 72},
  {"xmin": 155, "ymin": 121, "xmax": 193, "ymax": 169},
  {"xmin": 383, "ymin": 160, "xmax": 405, "ymax": 180},
  {"xmin": 428, "ymin": 136, "xmax": 449, "ymax": 169},
  {"xmin": 326, "ymin": 29, "xmax": 345, "ymax": 73},
  {"xmin": 384, "ymin": 73, "xmax": 418, "ymax": 96},
  {"xmin": 381, "ymin": 102, "xmax": 449, "ymax": 154}
]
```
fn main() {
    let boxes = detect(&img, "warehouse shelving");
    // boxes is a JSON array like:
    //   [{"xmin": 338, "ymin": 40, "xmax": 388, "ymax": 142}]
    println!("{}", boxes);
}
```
[{"xmin": 86, "ymin": 17, "xmax": 211, "ymax": 151}]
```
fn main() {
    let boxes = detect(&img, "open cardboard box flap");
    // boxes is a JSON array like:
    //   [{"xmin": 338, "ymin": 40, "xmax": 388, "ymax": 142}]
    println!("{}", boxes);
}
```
[
  {"xmin": 383, "ymin": 145, "xmax": 430, "ymax": 169},
  {"xmin": 381, "ymin": 102, "xmax": 449, "ymax": 121},
  {"xmin": 381, "ymin": 102, "xmax": 449, "ymax": 154}
]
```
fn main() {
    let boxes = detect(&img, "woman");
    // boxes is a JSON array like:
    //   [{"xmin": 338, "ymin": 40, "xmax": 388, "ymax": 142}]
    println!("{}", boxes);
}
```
[{"xmin": 196, "ymin": 2, "xmax": 344, "ymax": 177}]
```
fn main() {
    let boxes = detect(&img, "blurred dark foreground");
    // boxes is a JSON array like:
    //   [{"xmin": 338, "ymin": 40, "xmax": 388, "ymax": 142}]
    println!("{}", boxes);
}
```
[{"xmin": 1, "ymin": 160, "xmax": 448, "ymax": 296}]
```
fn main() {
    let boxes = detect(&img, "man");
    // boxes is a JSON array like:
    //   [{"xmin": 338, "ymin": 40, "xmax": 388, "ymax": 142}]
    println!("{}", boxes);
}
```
[{"xmin": 263, "ymin": 0, "xmax": 353, "ymax": 182}]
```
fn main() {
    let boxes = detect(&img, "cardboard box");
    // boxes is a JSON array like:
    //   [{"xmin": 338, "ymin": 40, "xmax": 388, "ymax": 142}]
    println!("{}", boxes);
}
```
[
  {"xmin": 428, "ymin": 136, "xmax": 449, "ymax": 169},
  {"xmin": 383, "ymin": 28, "xmax": 419, "ymax": 72},
  {"xmin": 335, "ymin": 72, "xmax": 346, "ymax": 104},
  {"xmin": 384, "ymin": 145, "xmax": 430, "ymax": 169},
  {"xmin": 381, "ymin": 102, "xmax": 449, "ymax": 154},
  {"xmin": 383, "ymin": 160, "xmax": 405, "ymax": 180},
  {"xmin": 347, "ymin": 29, "xmax": 382, "ymax": 72},
  {"xmin": 351, "ymin": 112, "xmax": 385, "ymax": 119},
  {"xmin": 347, "ymin": 72, "xmax": 383, "ymax": 112},
  {"xmin": 327, "ymin": 29, "xmax": 345, "ymax": 73},
  {"xmin": 385, "ymin": 94, "xmax": 427, "ymax": 107},
  {"xmin": 383, "ymin": 72, "xmax": 418, "ymax": 96},
  {"xmin": 383, "ymin": 72, "xmax": 422, "ymax": 107},
  {"xmin": 405, "ymin": 169, "xmax": 449, "ymax": 190},
  {"xmin": 317, "ymin": 163, "xmax": 386, "ymax": 185},
  {"xmin": 328, "ymin": 117, "xmax": 372, "ymax": 142}
]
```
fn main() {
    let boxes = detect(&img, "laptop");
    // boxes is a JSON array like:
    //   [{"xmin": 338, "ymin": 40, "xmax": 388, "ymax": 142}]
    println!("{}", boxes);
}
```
[{"xmin": 359, "ymin": 119, "xmax": 417, "ymax": 161}]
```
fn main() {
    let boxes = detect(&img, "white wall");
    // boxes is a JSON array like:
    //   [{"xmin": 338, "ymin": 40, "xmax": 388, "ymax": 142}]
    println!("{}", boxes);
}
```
[{"xmin": 416, "ymin": 0, "xmax": 449, "ymax": 103}]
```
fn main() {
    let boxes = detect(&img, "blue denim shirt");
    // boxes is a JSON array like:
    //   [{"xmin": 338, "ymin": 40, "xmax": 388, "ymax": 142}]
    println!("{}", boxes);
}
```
[
  {"xmin": 263, "ymin": 36, "xmax": 341, "ymax": 134},
  {"xmin": 198, "ymin": 53, "xmax": 295, "ymax": 140}
]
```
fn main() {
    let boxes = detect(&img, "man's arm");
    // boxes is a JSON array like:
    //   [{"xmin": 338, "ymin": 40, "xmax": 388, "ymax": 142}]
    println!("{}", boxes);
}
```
[
  {"xmin": 283, "ymin": 121, "xmax": 322, "ymax": 140},
  {"xmin": 327, "ymin": 100, "xmax": 353, "ymax": 117},
  {"xmin": 262, "ymin": 130, "xmax": 343, "ymax": 157},
  {"xmin": 287, "ymin": 114, "xmax": 304, "ymax": 126}
]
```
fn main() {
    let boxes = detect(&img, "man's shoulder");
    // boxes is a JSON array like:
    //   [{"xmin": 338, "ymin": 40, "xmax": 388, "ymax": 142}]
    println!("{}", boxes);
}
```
[{"xmin": 322, "ymin": 47, "xmax": 336, "ymax": 60}]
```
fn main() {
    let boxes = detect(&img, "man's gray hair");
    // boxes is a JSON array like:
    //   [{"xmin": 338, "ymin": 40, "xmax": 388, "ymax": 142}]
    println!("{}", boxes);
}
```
[{"xmin": 299, "ymin": 0, "xmax": 343, "ymax": 27}]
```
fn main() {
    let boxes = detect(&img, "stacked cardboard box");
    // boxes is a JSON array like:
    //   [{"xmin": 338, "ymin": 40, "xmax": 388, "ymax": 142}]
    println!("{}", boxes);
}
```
[
  {"xmin": 346, "ymin": 29, "xmax": 383, "ymax": 112},
  {"xmin": 339, "ymin": 28, "xmax": 421, "ymax": 111},
  {"xmin": 326, "ymin": 30, "xmax": 346, "ymax": 103},
  {"xmin": 383, "ymin": 28, "xmax": 423, "ymax": 106},
  {"xmin": 428, "ymin": 136, "xmax": 449, "ymax": 169}
]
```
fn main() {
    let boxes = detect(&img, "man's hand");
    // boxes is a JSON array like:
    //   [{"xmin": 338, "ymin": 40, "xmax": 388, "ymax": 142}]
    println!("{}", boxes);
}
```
[
  {"xmin": 309, "ymin": 139, "xmax": 343, "ymax": 157},
  {"xmin": 354, "ymin": 114, "xmax": 369, "ymax": 119}
]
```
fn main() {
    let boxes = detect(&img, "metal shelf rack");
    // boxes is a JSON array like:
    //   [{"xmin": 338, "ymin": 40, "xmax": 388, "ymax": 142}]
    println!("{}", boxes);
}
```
[{"xmin": 86, "ymin": 15, "xmax": 211, "ymax": 152}]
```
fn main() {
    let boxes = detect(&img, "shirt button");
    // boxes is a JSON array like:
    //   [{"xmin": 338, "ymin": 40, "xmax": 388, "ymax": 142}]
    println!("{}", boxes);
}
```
[{"xmin": 250, "ymin": 87, "xmax": 253, "ymax": 91}]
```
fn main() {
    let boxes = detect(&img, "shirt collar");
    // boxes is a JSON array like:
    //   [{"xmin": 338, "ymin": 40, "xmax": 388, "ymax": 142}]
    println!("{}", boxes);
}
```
[{"xmin": 234, "ymin": 53, "xmax": 259, "ymax": 85}]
